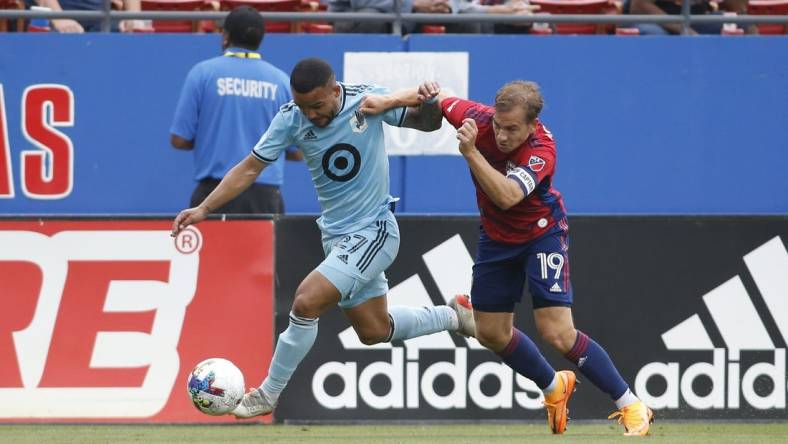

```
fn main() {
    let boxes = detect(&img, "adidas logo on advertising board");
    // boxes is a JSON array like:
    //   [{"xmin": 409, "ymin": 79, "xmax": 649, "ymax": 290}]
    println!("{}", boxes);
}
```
[
  {"xmin": 311, "ymin": 235, "xmax": 546, "ymax": 411},
  {"xmin": 635, "ymin": 236, "xmax": 787, "ymax": 411}
]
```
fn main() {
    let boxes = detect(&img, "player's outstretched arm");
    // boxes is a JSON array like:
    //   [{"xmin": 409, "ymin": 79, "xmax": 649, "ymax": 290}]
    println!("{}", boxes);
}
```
[
  {"xmin": 171, "ymin": 154, "xmax": 266, "ymax": 236},
  {"xmin": 359, "ymin": 81, "xmax": 445, "ymax": 131}
]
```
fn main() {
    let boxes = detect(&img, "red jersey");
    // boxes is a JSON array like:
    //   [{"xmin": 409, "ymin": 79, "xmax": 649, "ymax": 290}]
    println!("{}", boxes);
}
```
[{"xmin": 442, "ymin": 97, "xmax": 568, "ymax": 244}]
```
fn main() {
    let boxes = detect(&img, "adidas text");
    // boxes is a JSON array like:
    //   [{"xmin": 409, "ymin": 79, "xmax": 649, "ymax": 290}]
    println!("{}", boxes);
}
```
[
  {"xmin": 312, "ymin": 348, "xmax": 546, "ymax": 410},
  {"xmin": 635, "ymin": 348, "xmax": 785, "ymax": 410}
]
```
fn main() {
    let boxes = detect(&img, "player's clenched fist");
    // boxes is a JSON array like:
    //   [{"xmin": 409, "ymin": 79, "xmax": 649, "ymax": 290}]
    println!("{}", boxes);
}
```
[
  {"xmin": 417, "ymin": 81, "xmax": 441, "ymax": 104},
  {"xmin": 456, "ymin": 118, "xmax": 479, "ymax": 156},
  {"xmin": 171, "ymin": 205, "xmax": 210, "ymax": 237}
]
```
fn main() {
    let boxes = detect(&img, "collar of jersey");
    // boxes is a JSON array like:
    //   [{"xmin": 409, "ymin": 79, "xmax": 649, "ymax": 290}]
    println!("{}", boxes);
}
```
[
  {"xmin": 223, "ymin": 48, "xmax": 262, "ymax": 59},
  {"xmin": 338, "ymin": 82, "xmax": 347, "ymax": 114}
]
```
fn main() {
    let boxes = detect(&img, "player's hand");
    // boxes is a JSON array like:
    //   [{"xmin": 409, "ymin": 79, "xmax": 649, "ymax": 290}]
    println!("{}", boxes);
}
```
[
  {"xmin": 171, "ymin": 205, "xmax": 209, "ymax": 237},
  {"xmin": 417, "ymin": 81, "xmax": 441, "ymax": 104},
  {"xmin": 456, "ymin": 118, "xmax": 479, "ymax": 156},
  {"xmin": 358, "ymin": 94, "xmax": 391, "ymax": 116}
]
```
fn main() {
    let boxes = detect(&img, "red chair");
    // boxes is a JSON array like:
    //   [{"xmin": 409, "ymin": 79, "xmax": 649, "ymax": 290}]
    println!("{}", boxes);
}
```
[
  {"xmin": 529, "ymin": 0, "xmax": 614, "ymax": 34},
  {"xmin": 748, "ymin": 0, "xmax": 788, "ymax": 34},
  {"xmin": 0, "ymin": 0, "xmax": 24, "ymax": 32},
  {"xmin": 299, "ymin": 0, "xmax": 333, "ymax": 33},
  {"xmin": 421, "ymin": 24, "xmax": 446, "ymax": 33},
  {"xmin": 220, "ymin": 0, "xmax": 300, "ymax": 33},
  {"xmin": 140, "ymin": 0, "xmax": 214, "ymax": 32}
]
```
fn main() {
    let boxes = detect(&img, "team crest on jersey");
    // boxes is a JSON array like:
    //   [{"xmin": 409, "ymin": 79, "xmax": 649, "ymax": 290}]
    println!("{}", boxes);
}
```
[
  {"xmin": 528, "ymin": 155, "xmax": 545, "ymax": 172},
  {"xmin": 350, "ymin": 110, "xmax": 368, "ymax": 133}
]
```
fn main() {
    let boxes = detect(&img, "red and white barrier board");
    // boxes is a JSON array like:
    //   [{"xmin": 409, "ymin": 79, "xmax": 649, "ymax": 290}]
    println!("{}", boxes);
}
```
[{"xmin": 0, "ymin": 219, "xmax": 273, "ymax": 422}]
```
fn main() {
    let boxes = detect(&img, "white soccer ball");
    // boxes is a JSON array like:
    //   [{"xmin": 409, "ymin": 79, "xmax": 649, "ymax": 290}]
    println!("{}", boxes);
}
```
[{"xmin": 187, "ymin": 358, "xmax": 246, "ymax": 416}]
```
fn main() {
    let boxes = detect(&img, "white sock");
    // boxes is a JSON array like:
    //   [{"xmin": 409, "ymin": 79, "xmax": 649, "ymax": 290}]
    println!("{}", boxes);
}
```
[
  {"xmin": 614, "ymin": 389, "xmax": 640, "ymax": 409},
  {"xmin": 543, "ymin": 372, "xmax": 559, "ymax": 395}
]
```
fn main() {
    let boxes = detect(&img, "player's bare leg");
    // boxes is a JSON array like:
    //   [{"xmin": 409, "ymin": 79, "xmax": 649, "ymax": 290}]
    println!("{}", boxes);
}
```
[
  {"xmin": 535, "ymin": 306, "xmax": 654, "ymax": 436},
  {"xmin": 233, "ymin": 270, "xmax": 340, "ymax": 419},
  {"xmin": 473, "ymin": 309, "xmax": 574, "ymax": 434},
  {"xmin": 344, "ymin": 295, "xmax": 395, "ymax": 344}
]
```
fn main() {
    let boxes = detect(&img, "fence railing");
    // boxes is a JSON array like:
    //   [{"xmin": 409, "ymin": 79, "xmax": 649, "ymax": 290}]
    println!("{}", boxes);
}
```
[{"xmin": 1, "ymin": 8, "xmax": 787, "ymax": 34}]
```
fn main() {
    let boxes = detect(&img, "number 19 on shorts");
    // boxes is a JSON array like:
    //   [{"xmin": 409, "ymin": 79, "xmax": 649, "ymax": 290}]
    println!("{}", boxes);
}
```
[{"xmin": 536, "ymin": 252, "xmax": 564, "ymax": 280}]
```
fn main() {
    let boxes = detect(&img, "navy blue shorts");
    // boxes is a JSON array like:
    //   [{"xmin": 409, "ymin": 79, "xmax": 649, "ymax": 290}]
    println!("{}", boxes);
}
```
[{"xmin": 471, "ymin": 226, "xmax": 573, "ymax": 313}]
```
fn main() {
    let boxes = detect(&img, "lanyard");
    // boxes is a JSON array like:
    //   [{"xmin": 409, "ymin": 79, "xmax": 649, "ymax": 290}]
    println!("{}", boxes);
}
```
[{"xmin": 224, "ymin": 51, "xmax": 262, "ymax": 59}]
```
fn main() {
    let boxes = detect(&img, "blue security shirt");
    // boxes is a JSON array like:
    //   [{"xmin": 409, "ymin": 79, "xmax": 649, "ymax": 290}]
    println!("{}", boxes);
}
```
[
  {"xmin": 170, "ymin": 49, "xmax": 291, "ymax": 186},
  {"xmin": 252, "ymin": 83, "xmax": 407, "ymax": 235}
]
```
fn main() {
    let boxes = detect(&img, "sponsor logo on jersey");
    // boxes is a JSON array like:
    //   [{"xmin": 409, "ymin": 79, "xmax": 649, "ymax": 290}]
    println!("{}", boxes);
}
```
[
  {"xmin": 303, "ymin": 129, "xmax": 317, "ymax": 141},
  {"xmin": 528, "ymin": 156, "xmax": 545, "ymax": 172}
]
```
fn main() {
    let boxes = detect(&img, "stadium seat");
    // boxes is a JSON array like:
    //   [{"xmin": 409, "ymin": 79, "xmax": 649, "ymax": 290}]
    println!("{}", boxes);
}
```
[
  {"xmin": 299, "ymin": 0, "xmax": 333, "ymax": 33},
  {"xmin": 748, "ymin": 0, "xmax": 788, "ymax": 34},
  {"xmin": 0, "ymin": 0, "xmax": 24, "ymax": 32},
  {"xmin": 220, "ymin": 0, "xmax": 300, "ymax": 33},
  {"xmin": 140, "ymin": 0, "xmax": 215, "ymax": 32},
  {"xmin": 528, "ymin": 0, "xmax": 615, "ymax": 34},
  {"xmin": 421, "ymin": 25, "xmax": 446, "ymax": 33}
]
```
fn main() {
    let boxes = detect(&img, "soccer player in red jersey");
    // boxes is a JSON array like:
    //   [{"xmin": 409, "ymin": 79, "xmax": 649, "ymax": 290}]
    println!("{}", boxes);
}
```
[{"xmin": 362, "ymin": 81, "xmax": 654, "ymax": 436}]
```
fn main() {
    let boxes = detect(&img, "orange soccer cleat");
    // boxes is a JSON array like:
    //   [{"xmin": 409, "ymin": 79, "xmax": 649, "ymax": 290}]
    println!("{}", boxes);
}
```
[
  {"xmin": 542, "ymin": 370, "xmax": 576, "ymax": 434},
  {"xmin": 608, "ymin": 400, "xmax": 655, "ymax": 436}
]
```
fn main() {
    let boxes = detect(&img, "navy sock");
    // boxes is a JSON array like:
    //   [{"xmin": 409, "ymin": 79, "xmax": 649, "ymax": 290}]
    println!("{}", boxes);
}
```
[
  {"xmin": 497, "ymin": 328, "xmax": 555, "ymax": 390},
  {"xmin": 565, "ymin": 330, "xmax": 628, "ymax": 400}
]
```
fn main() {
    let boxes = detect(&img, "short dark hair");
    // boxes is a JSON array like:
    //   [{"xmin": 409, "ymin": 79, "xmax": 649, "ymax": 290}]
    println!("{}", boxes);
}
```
[
  {"xmin": 494, "ymin": 81, "xmax": 544, "ymax": 123},
  {"xmin": 223, "ymin": 6, "xmax": 265, "ymax": 50},
  {"xmin": 290, "ymin": 58, "xmax": 335, "ymax": 94}
]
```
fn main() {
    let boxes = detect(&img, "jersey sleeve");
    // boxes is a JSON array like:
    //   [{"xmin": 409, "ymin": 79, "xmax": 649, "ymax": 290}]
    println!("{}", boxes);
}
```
[
  {"xmin": 169, "ymin": 64, "xmax": 203, "ymax": 140},
  {"xmin": 440, "ymin": 97, "xmax": 477, "ymax": 129},
  {"xmin": 507, "ymin": 146, "xmax": 556, "ymax": 197},
  {"xmin": 251, "ymin": 107, "xmax": 295, "ymax": 163}
]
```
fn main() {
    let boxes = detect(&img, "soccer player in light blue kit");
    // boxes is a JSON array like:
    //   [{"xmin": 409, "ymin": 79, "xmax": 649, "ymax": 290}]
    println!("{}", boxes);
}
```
[{"xmin": 171, "ymin": 57, "xmax": 474, "ymax": 418}]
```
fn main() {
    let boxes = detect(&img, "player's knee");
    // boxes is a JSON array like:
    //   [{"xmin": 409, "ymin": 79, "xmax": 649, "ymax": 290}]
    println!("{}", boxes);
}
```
[
  {"xmin": 357, "ymin": 328, "xmax": 389, "ymax": 345},
  {"xmin": 538, "ymin": 325, "xmax": 576, "ymax": 353},
  {"xmin": 291, "ymin": 293, "xmax": 321, "ymax": 319},
  {"xmin": 475, "ymin": 325, "xmax": 510, "ymax": 352}
]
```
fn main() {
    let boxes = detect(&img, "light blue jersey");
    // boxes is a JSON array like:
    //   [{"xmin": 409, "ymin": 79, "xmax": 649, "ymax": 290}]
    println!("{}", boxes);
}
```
[{"xmin": 252, "ymin": 83, "xmax": 407, "ymax": 235}]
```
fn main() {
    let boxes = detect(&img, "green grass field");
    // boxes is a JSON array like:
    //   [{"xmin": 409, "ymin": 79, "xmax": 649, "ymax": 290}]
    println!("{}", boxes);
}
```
[{"xmin": 1, "ymin": 422, "xmax": 787, "ymax": 444}]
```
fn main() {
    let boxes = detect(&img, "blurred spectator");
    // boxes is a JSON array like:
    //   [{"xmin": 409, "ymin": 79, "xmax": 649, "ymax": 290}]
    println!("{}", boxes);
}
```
[
  {"xmin": 626, "ymin": 0, "xmax": 755, "ymax": 34},
  {"xmin": 29, "ymin": 0, "xmax": 142, "ymax": 32},
  {"xmin": 170, "ymin": 6, "xmax": 300, "ymax": 214},
  {"xmin": 328, "ymin": 0, "xmax": 451, "ymax": 33},
  {"xmin": 455, "ymin": 0, "xmax": 539, "ymax": 34}
]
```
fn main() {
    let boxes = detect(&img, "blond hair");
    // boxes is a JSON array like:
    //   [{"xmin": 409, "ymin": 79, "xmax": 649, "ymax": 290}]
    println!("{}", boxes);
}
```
[{"xmin": 494, "ymin": 81, "xmax": 544, "ymax": 123}]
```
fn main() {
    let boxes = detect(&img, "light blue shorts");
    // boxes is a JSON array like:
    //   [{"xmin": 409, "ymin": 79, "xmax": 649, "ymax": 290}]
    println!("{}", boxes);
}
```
[{"xmin": 316, "ymin": 211, "xmax": 400, "ymax": 309}]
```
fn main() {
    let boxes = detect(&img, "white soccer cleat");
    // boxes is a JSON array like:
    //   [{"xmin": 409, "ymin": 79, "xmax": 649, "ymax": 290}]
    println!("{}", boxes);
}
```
[
  {"xmin": 231, "ymin": 388, "xmax": 275, "ymax": 419},
  {"xmin": 448, "ymin": 294, "xmax": 476, "ymax": 338}
]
